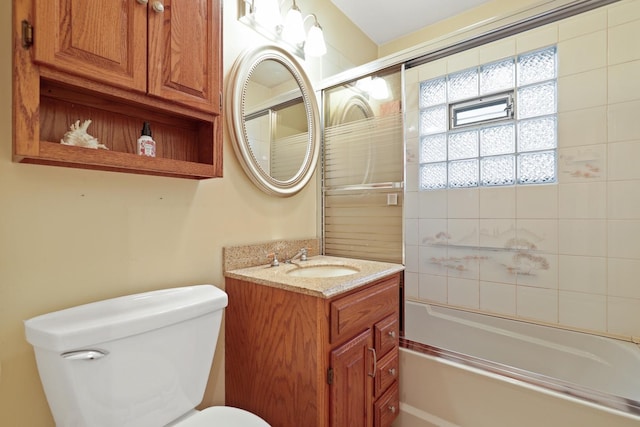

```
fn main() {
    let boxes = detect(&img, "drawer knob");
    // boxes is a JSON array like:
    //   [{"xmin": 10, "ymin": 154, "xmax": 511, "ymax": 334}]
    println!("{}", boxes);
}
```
[
  {"xmin": 388, "ymin": 405, "xmax": 396, "ymax": 414},
  {"xmin": 388, "ymin": 367, "xmax": 396, "ymax": 376},
  {"xmin": 388, "ymin": 330, "xmax": 396, "ymax": 339}
]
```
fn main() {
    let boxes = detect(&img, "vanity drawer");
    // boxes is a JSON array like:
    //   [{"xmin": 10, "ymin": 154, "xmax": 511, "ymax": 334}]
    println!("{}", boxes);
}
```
[
  {"xmin": 330, "ymin": 275, "xmax": 399, "ymax": 345},
  {"xmin": 374, "ymin": 348, "xmax": 399, "ymax": 398},
  {"xmin": 374, "ymin": 381, "xmax": 399, "ymax": 427},
  {"xmin": 374, "ymin": 314, "xmax": 399, "ymax": 357}
]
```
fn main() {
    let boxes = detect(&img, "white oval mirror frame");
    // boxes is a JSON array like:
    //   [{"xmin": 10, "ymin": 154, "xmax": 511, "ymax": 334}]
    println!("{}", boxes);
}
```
[{"xmin": 226, "ymin": 45, "xmax": 320, "ymax": 197}]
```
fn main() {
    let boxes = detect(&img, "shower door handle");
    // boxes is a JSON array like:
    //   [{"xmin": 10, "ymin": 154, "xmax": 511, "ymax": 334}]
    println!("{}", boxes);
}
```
[{"xmin": 368, "ymin": 347, "xmax": 377, "ymax": 378}]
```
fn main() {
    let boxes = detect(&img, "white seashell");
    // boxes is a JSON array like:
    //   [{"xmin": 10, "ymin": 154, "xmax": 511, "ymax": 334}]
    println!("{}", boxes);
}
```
[{"xmin": 60, "ymin": 120, "xmax": 108, "ymax": 150}]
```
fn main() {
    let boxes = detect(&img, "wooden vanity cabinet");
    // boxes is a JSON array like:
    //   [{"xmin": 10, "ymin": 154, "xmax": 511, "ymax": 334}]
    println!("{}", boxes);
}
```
[
  {"xmin": 13, "ymin": 0, "xmax": 223, "ymax": 179},
  {"xmin": 225, "ymin": 273, "xmax": 401, "ymax": 427}
]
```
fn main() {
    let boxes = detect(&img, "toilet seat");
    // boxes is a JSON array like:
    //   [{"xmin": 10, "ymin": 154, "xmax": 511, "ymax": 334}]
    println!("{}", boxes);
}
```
[{"xmin": 174, "ymin": 406, "xmax": 270, "ymax": 427}]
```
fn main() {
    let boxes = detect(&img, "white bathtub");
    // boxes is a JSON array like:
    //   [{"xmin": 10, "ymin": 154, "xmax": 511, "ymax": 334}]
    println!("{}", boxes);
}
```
[{"xmin": 395, "ymin": 301, "xmax": 640, "ymax": 427}]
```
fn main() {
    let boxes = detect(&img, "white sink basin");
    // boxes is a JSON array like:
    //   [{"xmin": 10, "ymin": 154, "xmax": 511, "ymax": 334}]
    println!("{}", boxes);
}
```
[{"xmin": 286, "ymin": 265, "xmax": 359, "ymax": 278}]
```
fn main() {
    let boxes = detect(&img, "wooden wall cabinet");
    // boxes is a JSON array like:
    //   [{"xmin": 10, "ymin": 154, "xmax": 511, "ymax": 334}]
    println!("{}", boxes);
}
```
[
  {"xmin": 225, "ymin": 273, "xmax": 401, "ymax": 427},
  {"xmin": 12, "ymin": 0, "xmax": 223, "ymax": 179}
]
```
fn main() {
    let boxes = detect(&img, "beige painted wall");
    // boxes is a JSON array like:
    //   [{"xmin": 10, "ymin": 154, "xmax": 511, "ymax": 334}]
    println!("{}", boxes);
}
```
[{"xmin": 0, "ymin": 1, "xmax": 375, "ymax": 425}]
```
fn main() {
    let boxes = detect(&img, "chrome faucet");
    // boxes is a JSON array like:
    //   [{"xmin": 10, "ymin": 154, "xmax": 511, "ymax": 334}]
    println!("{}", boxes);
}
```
[{"xmin": 286, "ymin": 248, "xmax": 308, "ymax": 263}]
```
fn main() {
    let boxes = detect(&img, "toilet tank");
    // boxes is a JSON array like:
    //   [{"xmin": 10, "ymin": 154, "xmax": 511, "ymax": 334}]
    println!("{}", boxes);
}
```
[{"xmin": 24, "ymin": 285, "xmax": 228, "ymax": 427}]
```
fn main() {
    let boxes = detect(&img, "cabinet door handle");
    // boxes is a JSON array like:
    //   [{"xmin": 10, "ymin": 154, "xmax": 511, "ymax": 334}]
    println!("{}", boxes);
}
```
[
  {"xmin": 388, "ymin": 330, "xmax": 396, "ymax": 339},
  {"xmin": 136, "ymin": 0, "xmax": 148, "ymax": 4},
  {"xmin": 388, "ymin": 405, "xmax": 396, "ymax": 414},
  {"xmin": 152, "ymin": 1, "xmax": 165, "ymax": 12},
  {"xmin": 368, "ymin": 347, "xmax": 377, "ymax": 378},
  {"xmin": 388, "ymin": 367, "xmax": 396, "ymax": 376}
]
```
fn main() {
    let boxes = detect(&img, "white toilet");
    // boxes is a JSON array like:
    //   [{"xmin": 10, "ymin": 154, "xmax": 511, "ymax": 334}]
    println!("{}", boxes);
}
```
[{"xmin": 24, "ymin": 285, "xmax": 270, "ymax": 427}]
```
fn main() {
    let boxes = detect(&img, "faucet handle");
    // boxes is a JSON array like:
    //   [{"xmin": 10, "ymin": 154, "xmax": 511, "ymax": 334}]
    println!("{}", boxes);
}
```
[
  {"xmin": 268, "ymin": 252, "xmax": 279, "ymax": 267},
  {"xmin": 300, "ymin": 248, "xmax": 308, "ymax": 261}
]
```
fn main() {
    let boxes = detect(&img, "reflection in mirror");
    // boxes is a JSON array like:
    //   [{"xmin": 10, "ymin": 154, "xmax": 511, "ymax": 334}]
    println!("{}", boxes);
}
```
[{"xmin": 226, "ymin": 45, "xmax": 320, "ymax": 197}]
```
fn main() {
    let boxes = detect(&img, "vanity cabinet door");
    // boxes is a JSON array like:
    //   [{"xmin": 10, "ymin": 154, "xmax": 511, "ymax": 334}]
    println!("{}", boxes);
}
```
[
  {"xmin": 33, "ymin": 0, "xmax": 147, "ymax": 92},
  {"xmin": 330, "ymin": 329, "xmax": 374, "ymax": 427}
]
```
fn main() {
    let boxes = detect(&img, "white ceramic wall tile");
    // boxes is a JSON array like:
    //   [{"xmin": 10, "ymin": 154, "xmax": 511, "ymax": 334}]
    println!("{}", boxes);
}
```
[
  {"xmin": 406, "ymin": 110, "xmax": 420, "ymax": 139},
  {"xmin": 419, "ymin": 218, "xmax": 448, "ymax": 246},
  {"xmin": 559, "ymin": 8, "xmax": 607, "ymax": 41},
  {"xmin": 608, "ymin": 180, "xmax": 640, "ymax": 219},
  {"xmin": 419, "ymin": 189, "xmax": 447, "ymax": 219},
  {"xmin": 608, "ymin": 140, "xmax": 640, "ymax": 180},
  {"xmin": 479, "ymin": 219, "xmax": 516, "ymax": 248},
  {"xmin": 608, "ymin": 0, "xmax": 640, "ymax": 26},
  {"xmin": 448, "ymin": 188, "xmax": 479, "ymax": 218},
  {"xmin": 447, "ymin": 276, "xmax": 479, "ymax": 309},
  {"xmin": 404, "ymin": 271, "xmax": 419, "ymax": 299},
  {"xmin": 479, "ymin": 186, "xmax": 516, "ymax": 219},
  {"xmin": 559, "ymin": 291, "xmax": 607, "ymax": 332},
  {"xmin": 558, "ymin": 30, "xmax": 607, "ymax": 76},
  {"xmin": 558, "ymin": 68, "xmax": 607, "ymax": 113},
  {"xmin": 447, "ymin": 219, "xmax": 479, "ymax": 246},
  {"xmin": 558, "ymin": 219, "xmax": 607, "ymax": 256},
  {"xmin": 608, "ymin": 296, "xmax": 640, "ymax": 337},
  {"xmin": 608, "ymin": 100, "xmax": 640, "ymax": 143},
  {"xmin": 404, "ymin": 74, "xmax": 420, "ymax": 113},
  {"xmin": 608, "ymin": 220, "xmax": 640, "ymax": 259},
  {"xmin": 417, "ymin": 58, "xmax": 447, "ymax": 82},
  {"xmin": 478, "ymin": 38, "xmax": 516, "ymax": 64},
  {"xmin": 516, "ymin": 253, "xmax": 558, "ymax": 289},
  {"xmin": 516, "ymin": 24, "xmax": 558, "ymax": 54},
  {"xmin": 404, "ymin": 190, "xmax": 419, "ymax": 219},
  {"xmin": 479, "ymin": 250, "xmax": 518, "ymax": 285},
  {"xmin": 558, "ymin": 255, "xmax": 607, "ymax": 294},
  {"xmin": 480, "ymin": 281, "xmax": 516, "ymax": 315},
  {"xmin": 405, "ymin": 218, "xmax": 419, "ymax": 246},
  {"xmin": 406, "ymin": 164, "xmax": 419, "ymax": 192},
  {"xmin": 516, "ymin": 219, "xmax": 559, "ymax": 253},
  {"xmin": 516, "ymin": 184, "xmax": 558, "ymax": 219},
  {"xmin": 557, "ymin": 107, "xmax": 607, "ymax": 148},
  {"xmin": 419, "ymin": 273, "xmax": 447, "ymax": 303},
  {"xmin": 608, "ymin": 19, "xmax": 640, "ymax": 65},
  {"xmin": 419, "ymin": 245, "xmax": 449, "ymax": 276},
  {"xmin": 558, "ymin": 182, "xmax": 607, "ymax": 219},
  {"xmin": 405, "ymin": 244, "xmax": 420, "ymax": 273},
  {"xmin": 608, "ymin": 258, "xmax": 640, "ymax": 299},
  {"xmin": 517, "ymin": 285, "xmax": 559, "ymax": 323},
  {"xmin": 447, "ymin": 48, "xmax": 479, "ymax": 74},
  {"xmin": 557, "ymin": 144, "xmax": 606, "ymax": 183},
  {"xmin": 445, "ymin": 247, "xmax": 480, "ymax": 280},
  {"xmin": 608, "ymin": 60, "xmax": 640, "ymax": 104}
]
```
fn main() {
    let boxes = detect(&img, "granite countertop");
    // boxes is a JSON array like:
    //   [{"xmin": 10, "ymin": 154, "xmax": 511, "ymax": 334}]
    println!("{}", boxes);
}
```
[{"xmin": 224, "ymin": 255, "xmax": 404, "ymax": 298}]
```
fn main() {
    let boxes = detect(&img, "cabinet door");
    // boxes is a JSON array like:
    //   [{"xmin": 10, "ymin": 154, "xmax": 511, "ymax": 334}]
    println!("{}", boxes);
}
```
[
  {"xmin": 330, "ymin": 329, "xmax": 374, "ymax": 427},
  {"xmin": 148, "ymin": 0, "xmax": 221, "ymax": 114},
  {"xmin": 33, "ymin": 0, "xmax": 147, "ymax": 92}
]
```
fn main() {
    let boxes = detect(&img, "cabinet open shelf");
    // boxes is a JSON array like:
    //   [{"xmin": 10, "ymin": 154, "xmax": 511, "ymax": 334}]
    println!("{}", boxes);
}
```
[{"xmin": 13, "ymin": 0, "xmax": 223, "ymax": 180}]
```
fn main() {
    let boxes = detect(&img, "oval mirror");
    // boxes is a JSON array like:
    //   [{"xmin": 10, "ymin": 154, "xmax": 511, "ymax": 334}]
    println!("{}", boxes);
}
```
[{"xmin": 226, "ymin": 45, "xmax": 320, "ymax": 197}]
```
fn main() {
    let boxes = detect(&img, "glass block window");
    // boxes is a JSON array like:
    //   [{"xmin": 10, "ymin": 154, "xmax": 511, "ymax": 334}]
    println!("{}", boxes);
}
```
[{"xmin": 419, "ymin": 46, "xmax": 557, "ymax": 190}]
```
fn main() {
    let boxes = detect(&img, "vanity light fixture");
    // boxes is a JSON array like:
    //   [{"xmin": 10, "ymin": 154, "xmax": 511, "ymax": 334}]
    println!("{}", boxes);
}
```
[{"xmin": 240, "ymin": 0, "xmax": 327, "ymax": 58}]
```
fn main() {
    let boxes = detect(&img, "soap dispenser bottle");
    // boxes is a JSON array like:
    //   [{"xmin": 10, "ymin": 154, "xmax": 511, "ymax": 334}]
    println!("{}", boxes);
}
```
[{"xmin": 137, "ymin": 122, "xmax": 156, "ymax": 157}]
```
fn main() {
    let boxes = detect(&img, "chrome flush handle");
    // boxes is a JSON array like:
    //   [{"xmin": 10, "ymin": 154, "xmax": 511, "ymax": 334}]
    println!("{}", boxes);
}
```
[{"xmin": 61, "ymin": 349, "xmax": 109, "ymax": 361}]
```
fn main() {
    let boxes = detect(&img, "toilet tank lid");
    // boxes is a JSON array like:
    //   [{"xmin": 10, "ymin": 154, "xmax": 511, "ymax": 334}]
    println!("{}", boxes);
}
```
[{"xmin": 24, "ymin": 285, "xmax": 228, "ymax": 352}]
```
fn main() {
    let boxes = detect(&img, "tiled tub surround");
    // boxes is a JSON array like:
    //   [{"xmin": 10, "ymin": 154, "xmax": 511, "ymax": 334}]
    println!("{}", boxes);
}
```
[{"xmin": 404, "ymin": 0, "xmax": 640, "ymax": 341}]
